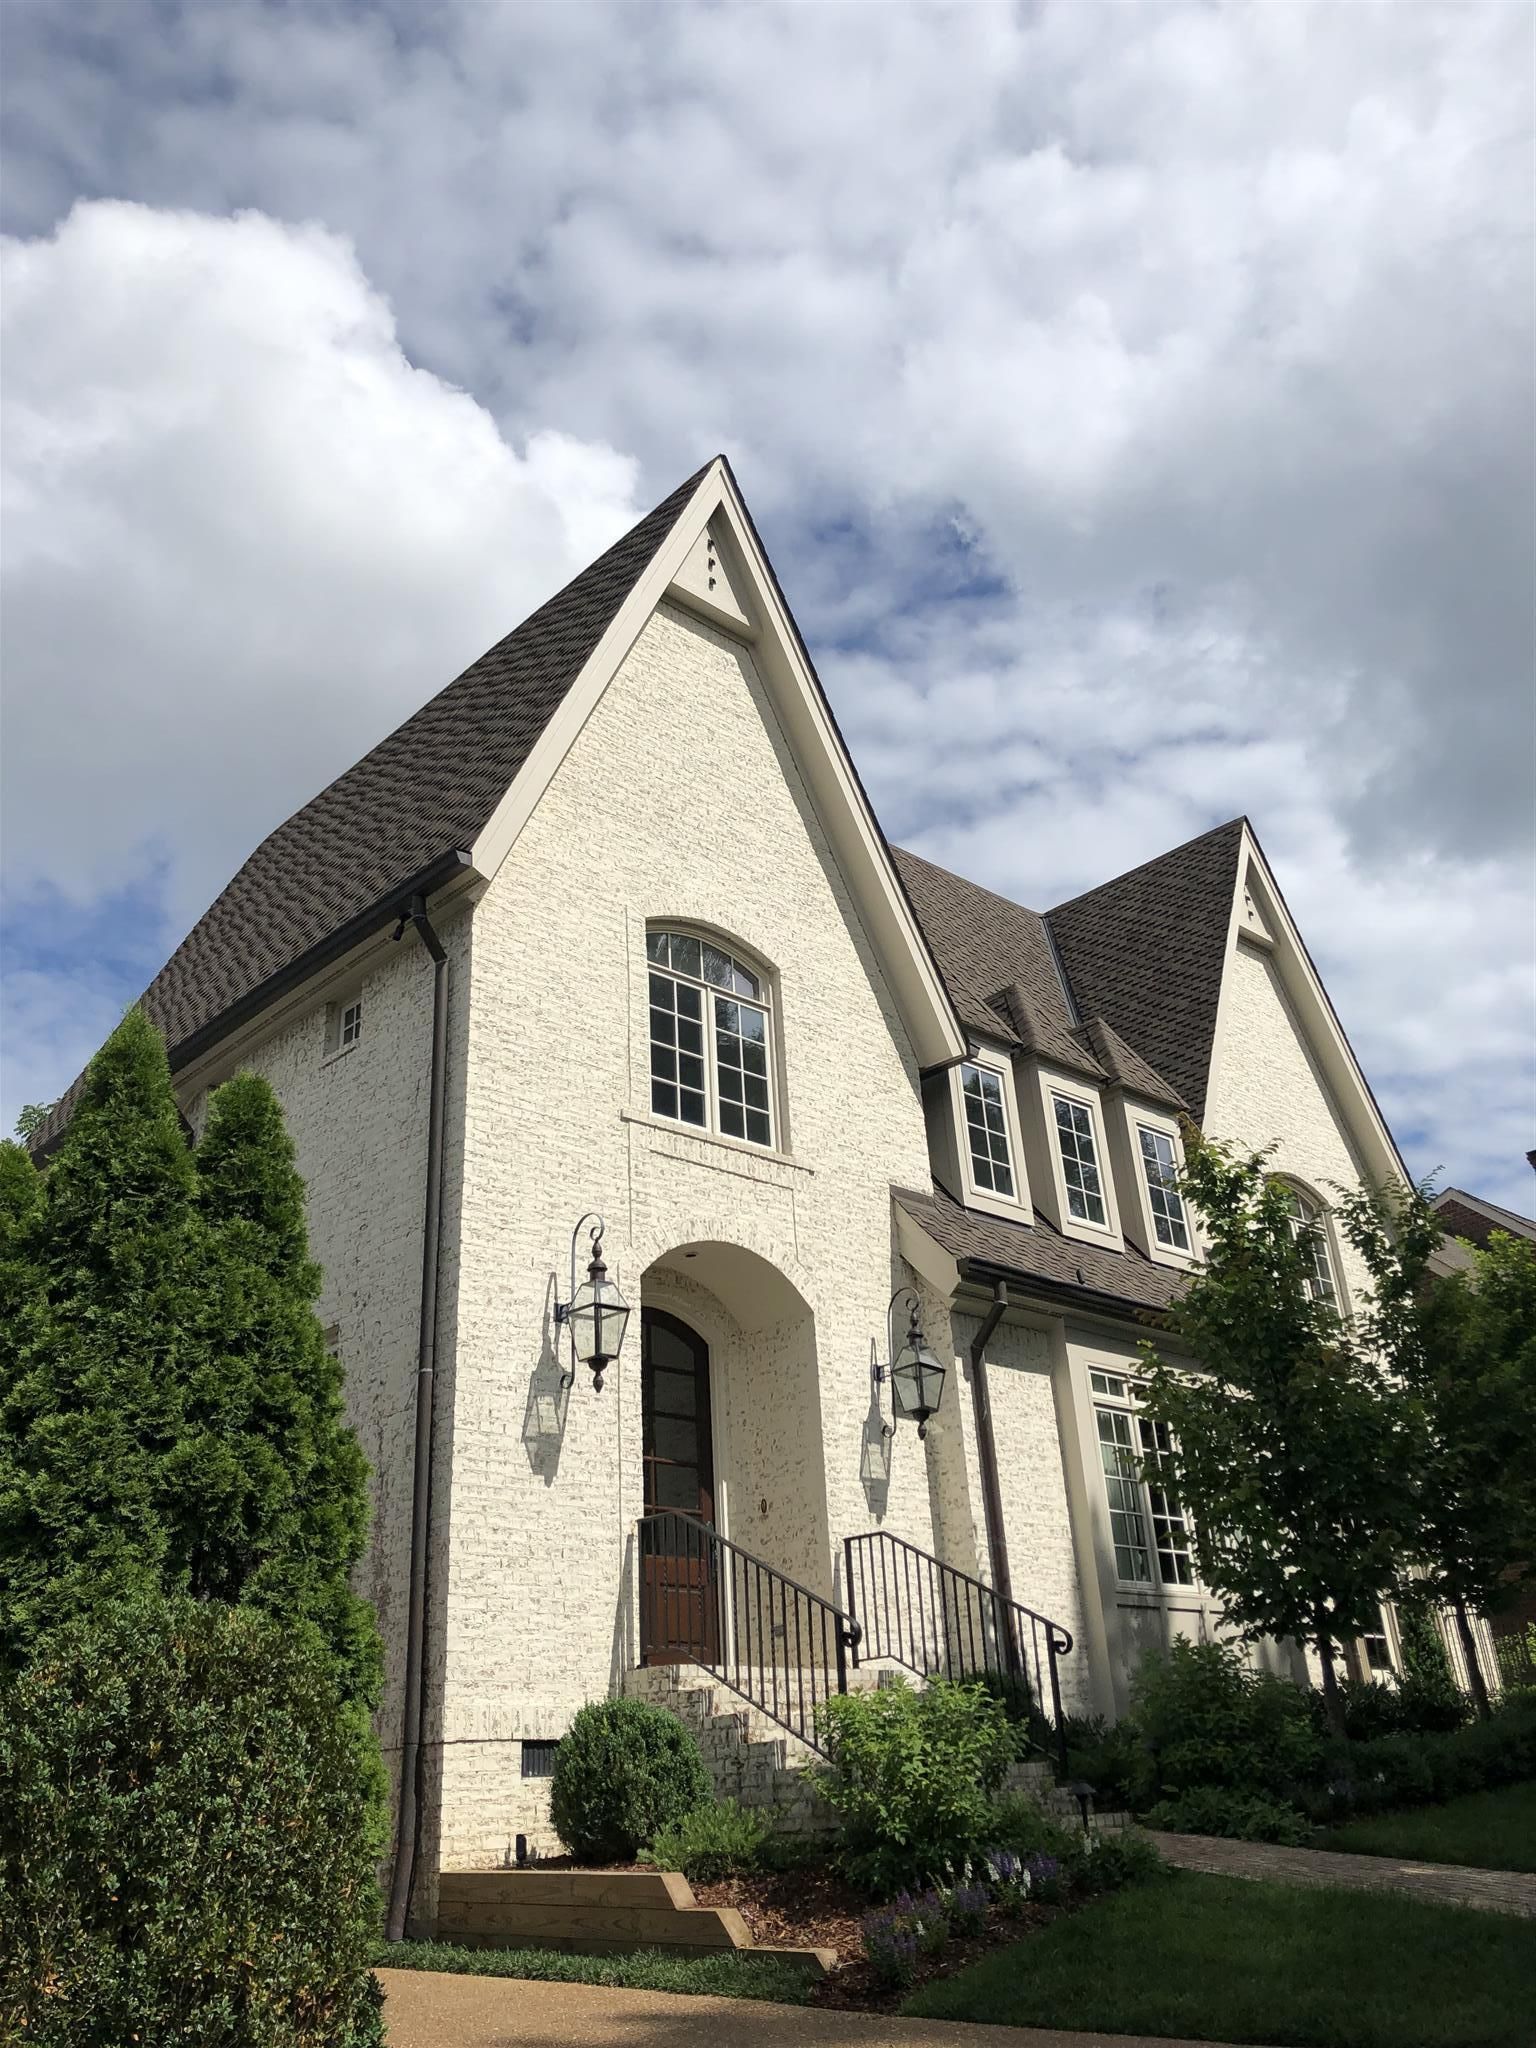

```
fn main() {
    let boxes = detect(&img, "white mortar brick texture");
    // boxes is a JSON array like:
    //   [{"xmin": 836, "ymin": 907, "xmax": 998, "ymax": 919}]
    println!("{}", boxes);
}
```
[
  {"xmin": 1203, "ymin": 938, "xmax": 1375, "ymax": 1313},
  {"xmin": 184, "ymin": 914, "xmax": 473, "ymax": 1868},
  {"xmin": 442, "ymin": 601, "xmax": 941, "ymax": 1866}
]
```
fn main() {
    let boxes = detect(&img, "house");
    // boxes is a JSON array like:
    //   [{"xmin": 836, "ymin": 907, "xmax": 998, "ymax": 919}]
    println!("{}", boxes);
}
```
[{"xmin": 26, "ymin": 457, "xmax": 1468, "ymax": 1925}]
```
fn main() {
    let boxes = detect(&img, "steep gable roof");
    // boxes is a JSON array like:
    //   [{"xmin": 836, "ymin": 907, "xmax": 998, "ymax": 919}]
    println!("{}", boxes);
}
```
[
  {"xmin": 1045, "ymin": 819, "xmax": 1246, "ymax": 1124},
  {"xmin": 890, "ymin": 847, "xmax": 1097, "ymax": 1077},
  {"xmin": 31, "ymin": 464, "xmax": 712, "ymax": 1151}
]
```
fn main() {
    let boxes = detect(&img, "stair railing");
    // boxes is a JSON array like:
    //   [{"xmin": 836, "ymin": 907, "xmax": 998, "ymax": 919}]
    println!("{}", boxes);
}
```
[
  {"xmin": 842, "ymin": 1529, "xmax": 1074, "ymax": 1774},
  {"xmin": 636, "ymin": 1509, "xmax": 859, "ymax": 1756}
]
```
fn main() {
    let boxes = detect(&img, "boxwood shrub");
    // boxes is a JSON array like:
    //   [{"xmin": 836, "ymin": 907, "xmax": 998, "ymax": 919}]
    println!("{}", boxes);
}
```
[
  {"xmin": 0, "ymin": 1596, "xmax": 386, "ymax": 2048},
  {"xmin": 550, "ymin": 1697, "xmax": 712, "ymax": 1862}
]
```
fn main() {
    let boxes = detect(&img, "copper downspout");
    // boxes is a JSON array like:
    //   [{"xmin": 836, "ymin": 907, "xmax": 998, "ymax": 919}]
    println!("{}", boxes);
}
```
[{"xmin": 969, "ymin": 1280, "xmax": 1016, "ymax": 1623}]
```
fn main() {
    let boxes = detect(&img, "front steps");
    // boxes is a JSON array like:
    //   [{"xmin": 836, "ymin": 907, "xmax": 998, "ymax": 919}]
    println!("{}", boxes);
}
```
[{"xmin": 626, "ymin": 1662, "xmax": 1130, "ymax": 1838}]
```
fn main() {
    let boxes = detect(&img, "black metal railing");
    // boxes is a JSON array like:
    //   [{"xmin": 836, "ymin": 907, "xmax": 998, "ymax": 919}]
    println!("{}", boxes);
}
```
[
  {"xmin": 636, "ymin": 1510, "xmax": 859, "ymax": 1755},
  {"xmin": 842, "ymin": 1529, "xmax": 1074, "ymax": 1773}
]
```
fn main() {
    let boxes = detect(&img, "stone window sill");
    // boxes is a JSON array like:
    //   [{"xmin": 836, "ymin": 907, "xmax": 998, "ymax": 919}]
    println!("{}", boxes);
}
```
[{"xmin": 620, "ymin": 1109, "xmax": 814, "ymax": 1177}]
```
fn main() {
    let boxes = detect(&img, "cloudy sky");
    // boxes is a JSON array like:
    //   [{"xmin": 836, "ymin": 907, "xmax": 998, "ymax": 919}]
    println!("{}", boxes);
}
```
[{"xmin": 2, "ymin": 2, "xmax": 1532, "ymax": 1209}]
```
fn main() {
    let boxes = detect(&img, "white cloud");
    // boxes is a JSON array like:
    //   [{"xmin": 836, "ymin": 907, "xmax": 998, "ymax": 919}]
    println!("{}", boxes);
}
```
[
  {"xmin": 1, "ymin": 4, "xmax": 1531, "ymax": 1209},
  {"xmin": 0, "ymin": 201, "xmax": 639, "ymax": 926}
]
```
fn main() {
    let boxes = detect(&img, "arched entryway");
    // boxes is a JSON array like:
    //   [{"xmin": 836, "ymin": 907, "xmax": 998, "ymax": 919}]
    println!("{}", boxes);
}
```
[{"xmin": 639, "ymin": 1307, "xmax": 719, "ymax": 1664}]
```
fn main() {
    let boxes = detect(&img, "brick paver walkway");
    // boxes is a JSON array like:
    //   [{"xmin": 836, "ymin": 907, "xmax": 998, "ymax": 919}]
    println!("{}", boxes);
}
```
[
  {"xmin": 378, "ymin": 1969, "xmax": 1267, "ymax": 2048},
  {"xmin": 1146, "ymin": 1829, "xmax": 1536, "ymax": 1917}
]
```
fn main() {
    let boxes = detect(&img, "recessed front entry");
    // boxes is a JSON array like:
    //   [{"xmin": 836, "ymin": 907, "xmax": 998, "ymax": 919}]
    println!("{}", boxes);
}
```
[{"xmin": 639, "ymin": 1307, "xmax": 719, "ymax": 1663}]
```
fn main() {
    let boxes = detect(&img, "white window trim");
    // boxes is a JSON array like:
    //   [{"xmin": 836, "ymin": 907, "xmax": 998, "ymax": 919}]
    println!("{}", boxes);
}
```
[
  {"xmin": 643, "ymin": 924, "xmax": 781, "ymax": 1152},
  {"xmin": 1033, "ymin": 1067, "xmax": 1122, "ymax": 1247},
  {"xmin": 1276, "ymin": 1176, "xmax": 1349, "ymax": 1315},
  {"xmin": 947, "ymin": 1045, "xmax": 1032, "ymax": 1223},
  {"xmin": 1089, "ymin": 1368, "xmax": 1201, "ymax": 1595},
  {"xmin": 1118, "ymin": 1102, "xmax": 1199, "ymax": 1270},
  {"xmin": 322, "ymin": 989, "xmax": 364, "ymax": 1062}
]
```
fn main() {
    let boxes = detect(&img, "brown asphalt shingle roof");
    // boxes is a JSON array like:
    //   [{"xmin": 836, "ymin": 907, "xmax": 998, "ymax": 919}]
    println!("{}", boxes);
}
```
[
  {"xmin": 31, "ymin": 461, "xmax": 711, "ymax": 1152},
  {"xmin": 1045, "ymin": 819, "xmax": 1246, "ymax": 1124},
  {"xmin": 895, "ymin": 1183, "xmax": 1183, "ymax": 1315}
]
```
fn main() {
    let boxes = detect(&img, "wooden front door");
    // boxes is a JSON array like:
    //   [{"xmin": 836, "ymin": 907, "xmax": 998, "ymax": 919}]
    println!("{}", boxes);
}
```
[{"xmin": 640, "ymin": 1308, "xmax": 719, "ymax": 1665}]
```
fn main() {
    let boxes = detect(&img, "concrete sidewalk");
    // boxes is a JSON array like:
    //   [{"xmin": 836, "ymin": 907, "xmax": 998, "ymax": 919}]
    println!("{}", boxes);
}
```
[
  {"xmin": 378, "ymin": 1968, "xmax": 1260, "ymax": 2048},
  {"xmin": 1146, "ymin": 1829, "xmax": 1536, "ymax": 1917}
]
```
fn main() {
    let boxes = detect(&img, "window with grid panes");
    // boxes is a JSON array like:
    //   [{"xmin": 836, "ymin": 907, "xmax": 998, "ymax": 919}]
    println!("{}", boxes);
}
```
[
  {"xmin": 960, "ymin": 1063, "xmax": 1015, "ymax": 1197},
  {"xmin": 1137, "ymin": 1125, "xmax": 1191, "ymax": 1251},
  {"xmin": 1053, "ymin": 1093, "xmax": 1108, "ymax": 1225},
  {"xmin": 1090, "ymin": 1372, "xmax": 1196, "ymax": 1590},
  {"xmin": 646, "ymin": 930, "xmax": 774, "ymax": 1148},
  {"xmin": 1281, "ymin": 1186, "xmax": 1338, "ymax": 1305}
]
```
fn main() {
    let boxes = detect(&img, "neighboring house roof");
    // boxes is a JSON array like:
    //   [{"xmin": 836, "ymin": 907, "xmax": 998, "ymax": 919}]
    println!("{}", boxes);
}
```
[
  {"xmin": 1431, "ymin": 1187, "xmax": 1536, "ymax": 1251},
  {"xmin": 1045, "ymin": 819, "xmax": 1247, "ymax": 1124},
  {"xmin": 894, "ymin": 1183, "xmax": 1183, "ymax": 1316},
  {"xmin": 30, "ymin": 462, "xmax": 713, "ymax": 1154}
]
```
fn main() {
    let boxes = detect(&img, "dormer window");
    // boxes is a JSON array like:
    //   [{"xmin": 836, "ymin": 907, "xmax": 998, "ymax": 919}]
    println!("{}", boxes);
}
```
[
  {"xmin": 945, "ymin": 1049, "xmax": 1029, "ymax": 1219},
  {"xmin": 646, "ymin": 929, "xmax": 774, "ymax": 1148},
  {"xmin": 1052, "ymin": 1093, "xmax": 1107, "ymax": 1227},
  {"xmin": 961, "ymin": 1064, "xmax": 1015, "ymax": 1198},
  {"xmin": 1136, "ymin": 1125, "xmax": 1190, "ymax": 1252}
]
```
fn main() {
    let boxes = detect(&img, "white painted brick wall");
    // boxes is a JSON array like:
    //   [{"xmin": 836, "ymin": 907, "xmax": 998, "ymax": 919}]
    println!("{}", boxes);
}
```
[
  {"xmin": 439, "ymin": 600, "xmax": 943, "ymax": 1865},
  {"xmin": 1203, "ymin": 937, "xmax": 1375, "ymax": 1312}
]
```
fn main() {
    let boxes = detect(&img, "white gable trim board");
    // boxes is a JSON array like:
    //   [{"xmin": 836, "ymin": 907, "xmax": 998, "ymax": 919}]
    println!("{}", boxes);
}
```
[{"xmin": 468, "ymin": 458, "xmax": 967, "ymax": 1071}]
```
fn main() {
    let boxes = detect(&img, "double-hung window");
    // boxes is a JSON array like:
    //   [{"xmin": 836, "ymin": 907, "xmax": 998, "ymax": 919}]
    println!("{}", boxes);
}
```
[
  {"xmin": 1137, "ymin": 1125, "xmax": 1191, "ymax": 1252},
  {"xmin": 960, "ymin": 1063, "xmax": 1015, "ymax": 1198},
  {"xmin": 1053, "ymin": 1093, "xmax": 1108, "ymax": 1226},
  {"xmin": 647, "ymin": 930, "xmax": 774, "ymax": 1148},
  {"xmin": 1091, "ymin": 1372, "xmax": 1195, "ymax": 1588}
]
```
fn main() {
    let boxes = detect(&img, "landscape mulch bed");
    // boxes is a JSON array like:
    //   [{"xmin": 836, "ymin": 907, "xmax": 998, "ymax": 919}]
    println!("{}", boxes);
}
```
[{"xmin": 540, "ymin": 1855, "xmax": 1058, "ymax": 2010}]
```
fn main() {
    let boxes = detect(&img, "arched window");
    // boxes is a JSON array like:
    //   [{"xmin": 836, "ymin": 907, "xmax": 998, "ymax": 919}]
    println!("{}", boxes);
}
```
[
  {"xmin": 1280, "ymin": 1184, "xmax": 1338, "ymax": 1306},
  {"xmin": 645, "ymin": 929, "xmax": 775, "ymax": 1149}
]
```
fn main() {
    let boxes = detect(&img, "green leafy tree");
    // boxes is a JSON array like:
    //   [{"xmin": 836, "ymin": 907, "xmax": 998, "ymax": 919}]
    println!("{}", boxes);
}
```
[
  {"xmin": 1337, "ymin": 1180, "xmax": 1536, "ymax": 1718},
  {"xmin": 12, "ymin": 1104, "xmax": 52, "ymax": 1142},
  {"xmin": 1139, "ymin": 1137, "xmax": 1414, "ymax": 1736}
]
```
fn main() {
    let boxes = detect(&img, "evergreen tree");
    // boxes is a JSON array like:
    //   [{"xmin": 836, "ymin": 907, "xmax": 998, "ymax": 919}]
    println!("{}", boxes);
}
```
[
  {"xmin": 0, "ymin": 1017, "xmax": 380, "ymax": 1709},
  {"xmin": 191, "ymin": 1073, "xmax": 381, "ymax": 1705},
  {"xmin": 1139, "ymin": 1136, "xmax": 1415, "ymax": 1736},
  {"xmin": 1337, "ymin": 1180, "xmax": 1536, "ymax": 1717},
  {"xmin": 0, "ymin": 1012, "xmax": 197, "ymax": 1661}
]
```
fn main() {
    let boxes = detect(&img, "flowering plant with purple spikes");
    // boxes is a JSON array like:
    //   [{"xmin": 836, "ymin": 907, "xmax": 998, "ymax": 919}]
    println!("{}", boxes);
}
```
[
  {"xmin": 861, "ymin": 1907, "xmax": 920, "ymax": 1989},
  {"xmin": 946, "ymin": 1881, "xmax": 991, "ymax": 1936},
  {"xmin": 1024, "ymin": 1850, "xmax": 1064, "ymax": 1901}
]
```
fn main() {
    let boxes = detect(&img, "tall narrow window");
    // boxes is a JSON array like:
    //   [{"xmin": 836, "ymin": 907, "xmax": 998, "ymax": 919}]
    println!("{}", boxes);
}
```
[
  {"xmin": 1137, "ymin": 1125, "xmax": 1191, "ymax": 1251},
  {"xmin": 960, "ymin": 1063, "xmax": 1015, "ymax": 1197},
  {"xmin": 1283, "ymin": 1188, "xmax": 1337, "ymax": 1305},
  {"xmin": 1136, "ymin": 1414, "xmax": 1195, "ymax": 1584},
  {"xmin": 1096, "ymin": 1406, "xmax": 1152, "ymax": 1583},
  {"xmin": 1053, "ymin": 1094, "xmax": 1107, "ymax": 1226},
  {"xmin": 1095, "ymin": 1384, "xmax": 1197, "ymax": 1589},
  {"xmin": 646, "ymin": 930, "xmax": 774, "ymax": 1148}
]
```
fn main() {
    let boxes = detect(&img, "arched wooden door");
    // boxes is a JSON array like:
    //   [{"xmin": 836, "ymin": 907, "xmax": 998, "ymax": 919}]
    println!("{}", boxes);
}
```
[{"xmin": 639, "ymin": 1307, "xmax": 719, "ymax": 1664}]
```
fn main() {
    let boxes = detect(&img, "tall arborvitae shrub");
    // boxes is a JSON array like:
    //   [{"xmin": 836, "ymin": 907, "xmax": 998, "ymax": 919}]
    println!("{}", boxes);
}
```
[
  {"xmin": 191, "ymin": 1072, "xmax": 381, "ymax": 1705},
  {"xmin": 0, "ymin": 1011, "xmax": 199, "ymax": 1660}
]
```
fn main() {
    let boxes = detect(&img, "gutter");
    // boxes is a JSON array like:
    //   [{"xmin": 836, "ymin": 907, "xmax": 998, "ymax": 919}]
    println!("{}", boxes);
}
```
[
  {"xmin": 385, "ymin": 892, "xmax": 451, "ymax": 1944},
  {"xmin": 958, "ymin": 1254, "xmax": 1174, "ymax": 1329},
  {"xmin": 29, "ymin": 851, "xmax": 473, "ymax": 1163},
  {"xmin": 968, "ymin": 1281, "xmax": 1015, "ymax": 1629}
]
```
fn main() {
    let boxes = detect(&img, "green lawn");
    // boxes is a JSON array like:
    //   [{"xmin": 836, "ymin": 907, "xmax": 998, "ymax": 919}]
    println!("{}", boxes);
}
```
[
  {"xmin": 1324, "ymin": 1780, "xmax": 1536, "ymax": 1873},
  {"xmin": 903, "ymin": 1871, "xmax": 1536, "ymax": 2048},
  {"xmin": 376, "ymin": 1939, "xmax": 812, "ymax": 2003}
]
